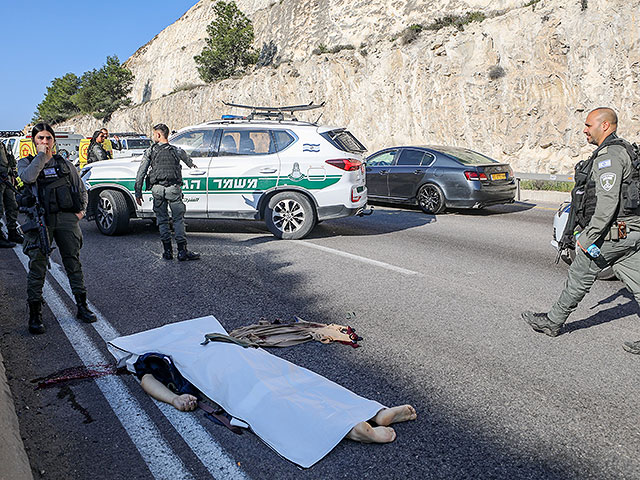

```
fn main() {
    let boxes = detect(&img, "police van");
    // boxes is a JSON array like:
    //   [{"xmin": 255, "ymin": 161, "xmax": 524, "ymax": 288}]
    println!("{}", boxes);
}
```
[{"xmin": 82, "ymin": 104, "xmax": 369, "ymax": 239}]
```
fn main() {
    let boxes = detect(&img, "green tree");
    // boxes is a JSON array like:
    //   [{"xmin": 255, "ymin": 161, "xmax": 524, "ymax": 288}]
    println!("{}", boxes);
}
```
[
  {"xmin": 194, "ymin": 1, "xmax": 257, "ymax": 82},
  {"xmin": 73, "ymin": 55, "xmax": 134, "ymax": 120},
  {"xmin": 33, "ymin": 73, "xmax": 81, "ymax": 124}
]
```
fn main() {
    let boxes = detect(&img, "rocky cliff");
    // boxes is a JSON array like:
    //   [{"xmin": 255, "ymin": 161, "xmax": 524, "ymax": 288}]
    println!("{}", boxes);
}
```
[{"xmin": 65, "ymin": 0, "xmax": 640, "ymax": 174}]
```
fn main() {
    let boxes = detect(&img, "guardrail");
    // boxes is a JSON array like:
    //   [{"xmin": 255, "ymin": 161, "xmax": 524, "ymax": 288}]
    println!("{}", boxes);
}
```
[{"xmin": 513, "ymin": 172, "xmax": 574, "ymax": 202}]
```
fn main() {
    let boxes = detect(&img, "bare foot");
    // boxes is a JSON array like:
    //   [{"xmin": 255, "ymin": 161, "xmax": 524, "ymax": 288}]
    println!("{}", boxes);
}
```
[
  {"xmin": 172, "ymin": 394, "xmax": 198, "ymax": 411},
  {"xmin": 373, "ymin": 405, "xmax": 417, "ymax": 426},
  {"xmin": 346, "ymin": 421, "xmax": 397, "ymax": 443}
]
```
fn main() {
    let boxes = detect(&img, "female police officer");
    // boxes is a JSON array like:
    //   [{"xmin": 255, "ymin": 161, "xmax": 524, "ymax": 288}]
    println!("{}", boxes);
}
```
[{"xmin": 17, "ymin": 123, "xmax": 96, "ymax": 334}]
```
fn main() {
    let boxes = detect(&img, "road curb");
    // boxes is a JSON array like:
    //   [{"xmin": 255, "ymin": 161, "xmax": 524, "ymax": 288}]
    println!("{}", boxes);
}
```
[
  {"xmin": 518, "ymin": 189, "xmax": 570, "ymax": 204},
  {"xmin": 0, "ymin": 348, "xmax": 33, "ymax": 480}
]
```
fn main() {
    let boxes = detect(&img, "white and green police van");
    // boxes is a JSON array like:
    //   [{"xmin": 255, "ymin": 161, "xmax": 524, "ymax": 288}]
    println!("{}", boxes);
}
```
[{"xmin": 82, "ymin": 107, "xmax": 368, "ymax": 239}]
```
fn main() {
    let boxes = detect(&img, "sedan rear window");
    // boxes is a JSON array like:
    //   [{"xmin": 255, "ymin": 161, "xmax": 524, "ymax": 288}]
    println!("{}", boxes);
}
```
[
  {"xmin": 321, "ymin": 129, "xmax": 367, "ymax": 154},
  {"xmin": 435, "ymin": 146, "xmax": 497, "ymax": 165},
  {"xmin": 126, "ymin": 139, "xmax": 151, "ymax": 150}
]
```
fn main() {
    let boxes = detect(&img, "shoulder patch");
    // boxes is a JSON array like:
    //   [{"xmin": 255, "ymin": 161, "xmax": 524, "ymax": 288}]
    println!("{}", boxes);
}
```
[
  {"xmin": 598, "ymin": 159, "xmax": 611, "ymax": 169},
  {"xmin": 600, "ymin": 172, "xmax": 616, "ymax": 191}
]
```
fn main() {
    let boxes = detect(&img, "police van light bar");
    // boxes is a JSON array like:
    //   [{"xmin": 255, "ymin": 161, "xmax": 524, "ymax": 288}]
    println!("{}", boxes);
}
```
[{"xmin": 221, "ymin": 115, "xmax": 247, "ymax": 120}]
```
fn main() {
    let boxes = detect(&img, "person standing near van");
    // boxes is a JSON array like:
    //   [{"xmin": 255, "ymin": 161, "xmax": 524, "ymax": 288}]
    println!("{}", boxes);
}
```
[
  {"xmin": 134, "ymin": 123, "xmax": 200, "ymax": 261},
  {"xmin": 0, "ymin": 141, "xmax": 22, "ymax": 245},
  {"xmin": 17, "ymin": 123, "xmax": 97, "ymax": 334},
  {"xmin": 86, "ymin": 130, "xmax": 109, "ymax": 164}
]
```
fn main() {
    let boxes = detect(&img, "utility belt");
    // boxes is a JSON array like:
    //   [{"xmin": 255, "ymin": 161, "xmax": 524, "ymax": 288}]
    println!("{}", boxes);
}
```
[
  {"xmin": 153, "ymin": 180, "xmax": 180, "ymax": 187},
  {"xmin": 605, "ymin": 221, "xmax": 631, "ymax": 241}
]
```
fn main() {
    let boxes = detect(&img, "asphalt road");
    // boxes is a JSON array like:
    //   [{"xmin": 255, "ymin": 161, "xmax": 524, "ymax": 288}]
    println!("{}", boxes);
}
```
[{"xmin": 1, "ymin": 201, "xmax": 639, "ymax": 480}]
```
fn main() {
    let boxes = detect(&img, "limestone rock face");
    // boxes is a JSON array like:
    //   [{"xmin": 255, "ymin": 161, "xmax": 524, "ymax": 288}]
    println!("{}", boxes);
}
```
[{"xmin": 67, "ymin": 0, "xmax": 640, "ymax": 174}]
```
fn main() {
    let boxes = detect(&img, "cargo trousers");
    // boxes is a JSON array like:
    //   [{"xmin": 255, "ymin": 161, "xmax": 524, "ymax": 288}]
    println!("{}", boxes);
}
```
[
  {"xmin": 0, "ymin": 181, "xmax": 18, "ymax": 230},
  {"xmin": 548, "ymin": 230, "xmax": 640, "ymax": 324},
  {"xmin": 24, "ymin": 212, "xmax": 86, "ymax": 303},
  {"xmin": 151, "ymin": 183, "xmax": 186, "ymax": 244}
]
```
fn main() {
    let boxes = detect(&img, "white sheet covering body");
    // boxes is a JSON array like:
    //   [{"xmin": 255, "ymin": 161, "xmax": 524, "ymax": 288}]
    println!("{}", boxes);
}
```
[{"xmin": 107, "ymin": 316, "xmax": 385, "ymax": 468}]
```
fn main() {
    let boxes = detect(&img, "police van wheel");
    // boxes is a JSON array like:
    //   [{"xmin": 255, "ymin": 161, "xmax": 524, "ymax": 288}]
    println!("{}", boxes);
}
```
[
  {"xmin": 265, "ymin": 192, "xmax": 316, "ymax": 240},
  {"xmin": 96, "ymin": 190, "xmax": 130, "ymax": 236},
  {"xmin": 418, "ymin": 183, "xmax": 445, "ymax": 214}
]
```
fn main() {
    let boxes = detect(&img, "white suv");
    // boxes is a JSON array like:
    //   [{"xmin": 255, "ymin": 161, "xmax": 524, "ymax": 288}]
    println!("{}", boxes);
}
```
[{"xmin": 83, "ymin": 114, "xmax": 368, "ymax": 239}]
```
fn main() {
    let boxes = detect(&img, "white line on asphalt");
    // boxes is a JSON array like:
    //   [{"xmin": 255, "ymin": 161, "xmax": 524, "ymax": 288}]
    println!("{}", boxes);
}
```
[
  {"xmin": 14, "ymin": 250, "xmax": 194, "ymax": 480},
  {"xmin": 14, "ymin": 248, "xmax": 247, "ymax": 480},
  {"xmin": 296, "ymin": 241, "xmax": 422, "ymax": 276}
]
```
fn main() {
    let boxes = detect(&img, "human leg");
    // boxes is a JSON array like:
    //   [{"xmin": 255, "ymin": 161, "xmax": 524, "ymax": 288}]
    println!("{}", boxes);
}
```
[
  {"xmin": 24, "ymin": 231, "xmax": 49, "ymax": 333},
  {"xmin": 3, "ymin": 186, "xmax": 22, "ymax": 243},
  {"xmin": 0, "ymin": 183, "xmax": 15, "ymax": 248},
  {"xmin": 372, "ymin": 405, "xmax": 417, "ymax": 426},
  {"xmin": 165, "ymin": 185, "xmax": 199, "ymax": 260},
  {"xmin": 345, "ymin": 405, "xmax": 416, "ymax": 443},
  {"xmin": 53, "ymin": 213, "xmax": 95, "ymax": 323},
  {"xmin": 152, "ymin": 185, "xmax": 172, "ymax": 243},
  {"xmin": 546, "ymin": 248, "xmax": 601, "ymax": 325}
]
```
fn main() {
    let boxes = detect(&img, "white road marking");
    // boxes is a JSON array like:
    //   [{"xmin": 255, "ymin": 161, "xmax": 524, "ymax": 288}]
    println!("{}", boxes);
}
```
[
  {"xmin": 296, "ymin": 241, "xmax": 422, "ymax": 276},
  {"xmin": 14, "ymin": 250, "xmax": 193, "ymax": 480},
  {"xmin": 14, "ymin": 248, "xmax": 247, "ymax": 480}
]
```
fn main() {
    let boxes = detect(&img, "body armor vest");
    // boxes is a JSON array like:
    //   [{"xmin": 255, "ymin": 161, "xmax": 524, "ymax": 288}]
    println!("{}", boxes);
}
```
[
  {"xmin": 34, "ymin": 155, "xmax": 82, "ymax": 215},
  {"xmin": 149, "ymin": 144, "xmax": 182, "ymax": 186},
  {"xmin": 573, "ymin": 134, "xmax": 629, "ymax": 228}
]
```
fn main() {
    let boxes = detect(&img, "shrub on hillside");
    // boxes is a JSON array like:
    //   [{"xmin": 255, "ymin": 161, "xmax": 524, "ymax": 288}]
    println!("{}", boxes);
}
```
[{"xmin": 194, "ymin": 1, "xmax": 258, "ymax": 82}]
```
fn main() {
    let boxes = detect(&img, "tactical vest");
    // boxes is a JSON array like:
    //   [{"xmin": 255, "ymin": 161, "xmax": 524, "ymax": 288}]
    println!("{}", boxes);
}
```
[
  {"xmin": 148, "ymin": 144, "xmax": 182, "ymax": 186},
  {"xmin": 573, "ymin": 134, "xmax": 632, "ymax": 228},
  {"xmin": 33, "ymin": 155, "xmax": 83, "ymax": 215}
]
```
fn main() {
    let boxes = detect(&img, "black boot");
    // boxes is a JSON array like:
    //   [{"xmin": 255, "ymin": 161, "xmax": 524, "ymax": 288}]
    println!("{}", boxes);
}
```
[
  {"xmin": 177, "ymin": 242, "xmax": 200, "ymax": 261},
  {"xmin": 75, "ymin": 293, "xmax": 97, "ymax": 323},
  {"xmin": 7, "ymin": 228, "xmax": 24, "ymax": 244},
  {"xmin": 162, "ymin": 241, "xmax": 173, "ymax": 260},
  {"xmin": 0, "ymin": 230, "xmax": 15, "ymax": 248},
  {"xmin": 28, "ymin": 301, "xmax": 46, "ymax": 334}
]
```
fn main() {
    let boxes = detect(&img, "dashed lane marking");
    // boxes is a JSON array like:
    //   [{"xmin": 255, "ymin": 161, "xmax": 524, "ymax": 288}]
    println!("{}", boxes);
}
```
[
  {"xmin": 14, "ymin": 247, "xmax": 248, "ymax": 480},
  {"xmin": 296, "ymin": 241, "xmax": 422, "ymax": 276}
]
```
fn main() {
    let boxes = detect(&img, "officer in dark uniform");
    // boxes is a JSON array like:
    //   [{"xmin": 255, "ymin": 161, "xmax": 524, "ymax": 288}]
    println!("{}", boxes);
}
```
[
  {"xmin": 522, "ymin": 108, "xmax": 640, "ymax": 349},
  {"xmin": 0, "ymin": 140, "xmax": 23, "ymax": 246},
  {"xmin": 17, "ymin": 123, "xmax": 97, "ymax": 334},
  {"xmin": 86, "ymin": 130, "xmax": 109, "ymax": 164},
  {"xmin": 134, "ymin": 123, "xmax": 200, "ymax": 261}
]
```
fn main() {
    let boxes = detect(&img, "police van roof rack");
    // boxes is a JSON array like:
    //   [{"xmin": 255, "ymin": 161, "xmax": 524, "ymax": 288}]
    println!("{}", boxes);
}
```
[
  {"xmin": 222, "ymin": 101, "xmax": 324, "ymax": 122},
  {"xmin": 0, "ymin": 130, "xmax": 24, "ymax": 138}
]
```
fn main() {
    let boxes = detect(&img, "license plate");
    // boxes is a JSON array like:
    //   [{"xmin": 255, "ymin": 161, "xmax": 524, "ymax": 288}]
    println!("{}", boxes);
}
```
[{"xmin": 491, "ymin": 173, "xmax": 507, "ymax": 180}]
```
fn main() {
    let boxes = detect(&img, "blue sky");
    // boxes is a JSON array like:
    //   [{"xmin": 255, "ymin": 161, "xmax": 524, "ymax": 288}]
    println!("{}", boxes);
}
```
[{"xmin": 0, "ymin": 1, "xmax": 198, "ymax": 130}]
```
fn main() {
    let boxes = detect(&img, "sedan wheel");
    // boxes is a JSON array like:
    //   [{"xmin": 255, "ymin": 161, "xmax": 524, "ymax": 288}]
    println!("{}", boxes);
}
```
[{"xmin": 418, "ymin": 183, "xmax": 445, "ymax": 214}]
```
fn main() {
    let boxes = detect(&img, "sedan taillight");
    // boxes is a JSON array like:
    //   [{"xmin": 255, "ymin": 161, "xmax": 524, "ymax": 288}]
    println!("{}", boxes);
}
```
[
  {"xmin": 464, "ymin": 171, "xmax": 488, "ymax": 181},
  {"xmin": 326, "ymin": 158, "xmax": 362, "ymax": 171}
]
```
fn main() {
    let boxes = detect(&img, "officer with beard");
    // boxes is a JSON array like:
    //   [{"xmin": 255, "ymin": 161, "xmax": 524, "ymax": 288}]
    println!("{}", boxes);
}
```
[
  {"xmin": 134, "ymin": 123, "xmax": 200, "ymax": 261},
  {"xmin": 522, "ymin": 107, "xmax": 640, "ymax": 351},
  {"xmin": 17, "ymin": 123, "xmax": 97, "ymax": 334}
]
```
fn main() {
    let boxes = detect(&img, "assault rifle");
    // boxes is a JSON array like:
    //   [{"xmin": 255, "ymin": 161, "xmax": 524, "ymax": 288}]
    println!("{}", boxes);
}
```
[{"xmin": 0, "ymin": 174, "xmax": 55, "ymax": 266}]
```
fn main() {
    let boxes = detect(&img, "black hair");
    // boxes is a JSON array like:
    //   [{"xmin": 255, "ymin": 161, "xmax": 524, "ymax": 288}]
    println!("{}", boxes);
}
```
[
  {"xmin": 153, "ymin": 123, "xmax": 170, "ymax": 139},
  {"xmin": 87, "ymin": 130, "xmax": 103, "ymax": 156},
  {"xmin": 31, "ymin": 122, "xmax": 55, "ymax": 141}
]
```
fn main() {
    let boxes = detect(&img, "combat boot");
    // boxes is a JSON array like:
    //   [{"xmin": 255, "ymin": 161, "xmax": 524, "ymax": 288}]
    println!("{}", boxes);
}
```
[
  {"xmin": 521, "ymin": 311, "xmax": 563, "ymax": 337},
  {"xmin": 75, "ymin": 293, "xmax": 97, "ymax": 323},
  {"xmin": 162, "ymin": 241, "xmax": 174, "ymax": 260},
  {"xmin": 0, "ymin": 230, "xmax": 15, "ymax": 248},
  {"xmin": 177, "ymin": 241, "xmax": 200, "ymax": 261},
  {"xmin": 28, "ymin": 301, "xmax": 46, "ymax": 334},
  {"xmin": 7, "ymin": 228, "xmax": 24, "ymax": 244}
]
